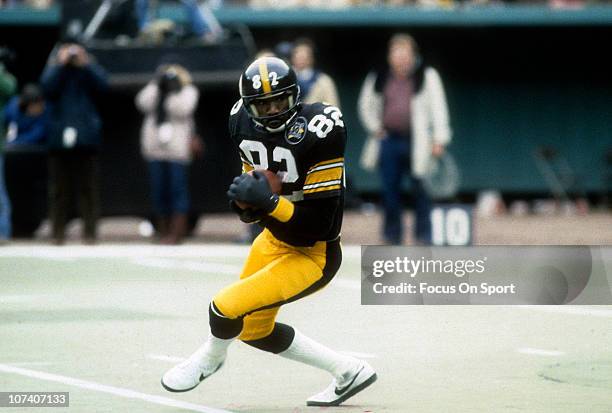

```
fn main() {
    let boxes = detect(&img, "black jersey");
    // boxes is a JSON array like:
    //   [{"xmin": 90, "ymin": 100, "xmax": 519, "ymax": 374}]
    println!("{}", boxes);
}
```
[{"xmin": 229, "ymin": 100, "xmax": 346, "ymax": 246}]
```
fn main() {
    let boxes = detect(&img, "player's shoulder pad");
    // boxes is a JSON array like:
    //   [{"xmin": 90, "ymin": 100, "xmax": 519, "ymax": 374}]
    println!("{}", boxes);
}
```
[
  {"xmin": 229, "ymin": 99, "xmax": 244, "ymax": 120},
  {"xmin": 300, "ymin": 101, "xmax": 337, "ymax": 118},
  {"xmin": 228, "ymin": 99, "xmax": 248, "ymax": 137},
  {"xmin": 300, "ymin": 102, "xmax": 346, "ymax": 141}
]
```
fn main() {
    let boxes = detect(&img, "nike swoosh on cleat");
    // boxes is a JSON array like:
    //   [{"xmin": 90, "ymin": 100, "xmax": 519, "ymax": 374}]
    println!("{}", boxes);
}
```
[
  {"xmin": 161, "ymin": 361, "xmax": 224, "ymax": 393},
  {"xmin": 199, "ymin": 361, "xmax": 225, "ymax": 382},
  {"xmin": 307, "ymin": 371, "xmax": 377, "ymax": 407},
  {"xmin": 334, "ymin": 365, "xmax": 364, "ymax": 395}
]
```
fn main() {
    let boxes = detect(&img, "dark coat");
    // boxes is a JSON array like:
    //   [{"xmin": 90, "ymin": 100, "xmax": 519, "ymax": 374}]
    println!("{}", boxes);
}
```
[
  {"xmin": 4, "ymin": 96, "xmax": 49, "ymax": 146},
  {"xmin": 40, "ymin": 63, "xmax": 108, "ymax": 152}
]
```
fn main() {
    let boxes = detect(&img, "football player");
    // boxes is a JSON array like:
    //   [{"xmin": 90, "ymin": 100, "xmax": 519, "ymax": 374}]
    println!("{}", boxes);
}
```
[{"xmin": 161, "ymin": 57, "xmax": 377, "ymax": 407}]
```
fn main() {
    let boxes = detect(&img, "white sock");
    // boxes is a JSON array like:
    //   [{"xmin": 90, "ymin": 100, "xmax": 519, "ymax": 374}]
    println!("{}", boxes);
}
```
[
  {"xmin": 190, "ymin": 332, "xmax": 234, "ymax": 364},
  {"xmin": 278, "ymin": 329, "xmax": 359, "ymax": 381}
]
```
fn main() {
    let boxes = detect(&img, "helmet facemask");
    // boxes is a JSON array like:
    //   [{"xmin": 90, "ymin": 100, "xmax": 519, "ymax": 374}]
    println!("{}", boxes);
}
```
[{"xmin": 242, "ymin": 86, "xmax": 300, "ymax": 131}]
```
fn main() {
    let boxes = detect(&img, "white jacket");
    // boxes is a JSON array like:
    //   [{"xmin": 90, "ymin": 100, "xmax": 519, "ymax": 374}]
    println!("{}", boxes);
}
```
[
  {"xmin": 302, "ymin": 72, "xmax": 340, "ymax": 108},
  {"xmin": 136, "ymin": 82, "xmax": 199, "ymax": 162},
  {"xmin": 358, "ymin": 66, "xmax": 451, "ymax": 177}
]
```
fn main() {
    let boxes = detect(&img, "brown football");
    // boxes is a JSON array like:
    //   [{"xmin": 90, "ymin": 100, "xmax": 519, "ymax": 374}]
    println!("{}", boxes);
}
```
[{"xmin": 235, "ymin": 169, "xmax": 282, "ymax": 209}]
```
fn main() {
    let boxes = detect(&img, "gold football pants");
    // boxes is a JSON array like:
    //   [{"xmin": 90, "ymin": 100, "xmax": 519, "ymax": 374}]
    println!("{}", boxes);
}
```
[{"xmin": 213, "ymin": 228, "xmax": 341, "ymax": 341}]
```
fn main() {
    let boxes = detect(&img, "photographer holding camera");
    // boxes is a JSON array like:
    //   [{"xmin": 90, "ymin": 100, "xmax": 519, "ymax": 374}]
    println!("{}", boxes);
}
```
[
  {"xmin": 41, "ymin": 37, "xmax": 108, "ymax": 245},
  {"xmin": 136, "ymin": 63, "xmax": 199, "ymax": 244},
  {"xmin": 0, "ymin": 52, "xmax": 17, "ymax": 243}
]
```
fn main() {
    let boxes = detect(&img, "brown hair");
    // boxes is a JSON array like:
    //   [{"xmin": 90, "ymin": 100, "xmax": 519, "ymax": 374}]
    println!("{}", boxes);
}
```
[
  {"xmin": 293, "ymin": 37, "xmax": 316, "ymax": 52},
  {"xmin": 292, "ymin": 37, "xmax": 317, "ymax": 61},
  {"xmin": 388, "ymin": 33, "xmax": 419, "ymax": 56}
]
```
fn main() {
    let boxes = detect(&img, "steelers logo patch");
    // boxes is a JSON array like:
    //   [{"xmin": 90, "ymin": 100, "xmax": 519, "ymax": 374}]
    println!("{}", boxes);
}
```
[{"xmin": 285, "ymin": 117, "xmax": 307, "ymax": 145}]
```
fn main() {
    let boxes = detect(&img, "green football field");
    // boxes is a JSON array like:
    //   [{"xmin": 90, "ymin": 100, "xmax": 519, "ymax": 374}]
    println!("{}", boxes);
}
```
[{"xmin": 1, "ymin": 244, "xmax": 611, "ymax": 413}]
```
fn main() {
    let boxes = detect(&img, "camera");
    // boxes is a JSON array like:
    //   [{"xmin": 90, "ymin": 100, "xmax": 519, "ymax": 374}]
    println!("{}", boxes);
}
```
[
  {"xmin": 66, "ymin": 45, "xmax": 80, "ymax": 65},
  {"xmin": 158, "ymin": 68, "xmax": 181, "ymax": 93}
]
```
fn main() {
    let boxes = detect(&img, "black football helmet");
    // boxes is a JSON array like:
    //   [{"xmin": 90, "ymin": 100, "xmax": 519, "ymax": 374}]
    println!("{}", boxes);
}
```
[{"xmin": 239, "ymin": 57, "xmax": 300, "ymax": 131}]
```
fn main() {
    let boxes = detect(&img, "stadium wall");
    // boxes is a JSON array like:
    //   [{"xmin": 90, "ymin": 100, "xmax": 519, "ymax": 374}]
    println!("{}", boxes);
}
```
[{"xmin": 1, "ymin": 7, "xmax": 611, "ymax": 222}]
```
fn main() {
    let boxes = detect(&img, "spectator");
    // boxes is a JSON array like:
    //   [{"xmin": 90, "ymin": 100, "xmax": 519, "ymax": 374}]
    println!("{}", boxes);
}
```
[
  {"xmin": 135, "ymin": 0, "xmax": 222, "ymax": 42},
  {"xmin": 0, "ymin": 60, "xmax": 17, "ymax": 243},
  {"xmin": 136, "ymin": 63, "xmax": 199, "ymax": 245},
  {"xmin": 41, "ymin": 38, "xmax": 108, "ymax": 245},
  {"xmin": 290, "ymin": 37, "xmax": 340, "ymax": 108},
  {"xmin": 273, "ymin": 41, "xmax": 292, "ymax": 61},
  {"xmin": 358, "ymin": 33, "xmax": 451, "ymax": 245},
  {"xmin": 4, "ymin": 83, "xmax": 49, "ymax": 147}
]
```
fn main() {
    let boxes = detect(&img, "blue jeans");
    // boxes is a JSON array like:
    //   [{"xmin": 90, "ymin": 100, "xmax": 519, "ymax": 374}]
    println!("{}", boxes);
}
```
[
  {"xmin": 148, "ymin": 160, "xmax": 190, "ymax": 216},
  {"xmin": 136, "ymin": 0, "xmax": 210, "ymax": 36},
  {"xmin": 379, "ymin": 133, "xmax": 432, "ymax": 245},
  {"xmin": 0, "ymin": 155, "xmax": 11, "ymax": 239}
]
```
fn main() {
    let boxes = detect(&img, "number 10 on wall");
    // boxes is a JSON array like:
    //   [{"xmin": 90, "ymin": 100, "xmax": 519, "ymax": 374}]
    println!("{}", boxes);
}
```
[{"xmin": 430, "ymin": 205, "xmax": 473, "ymax": 246}]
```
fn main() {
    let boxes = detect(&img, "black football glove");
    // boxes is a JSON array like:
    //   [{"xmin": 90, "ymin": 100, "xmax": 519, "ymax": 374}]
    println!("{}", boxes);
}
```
[
  {"xmin": 229, "ymin": 200, "xmax": 266, "ymax": 223},
  {"xmin": 227, "ymin": 171, "xmax": 279, "ymax": 213}
]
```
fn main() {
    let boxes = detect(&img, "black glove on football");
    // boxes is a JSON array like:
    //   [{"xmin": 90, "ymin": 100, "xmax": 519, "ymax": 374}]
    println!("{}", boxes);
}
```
[
  {"xmin": 227, "ymin": 171, "xmax": 279, "ymax": 213},
  {"xmin": 229, "ymin": 200, "xmax": 266, "ymax": 223}
]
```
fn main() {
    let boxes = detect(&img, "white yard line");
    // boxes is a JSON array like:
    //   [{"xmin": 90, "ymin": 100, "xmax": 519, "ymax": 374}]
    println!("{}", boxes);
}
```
[
  {"xmin": 0, "ymin": 245, "xmax": 250, "ymax": 259},
  {"xmin": 517, "ymin": 348, "xmax": 565, "ymax": 357},
  {"xmin": 0, "ymin": 364, "xmax": 232, "ymax": 413},
  {"xmin": 0, "ymin": 244, "xmax": 363, "ymax": 290},
  {"xmin": 0, "ymin": 244, "xmax": 363, "ymax": 259}
]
